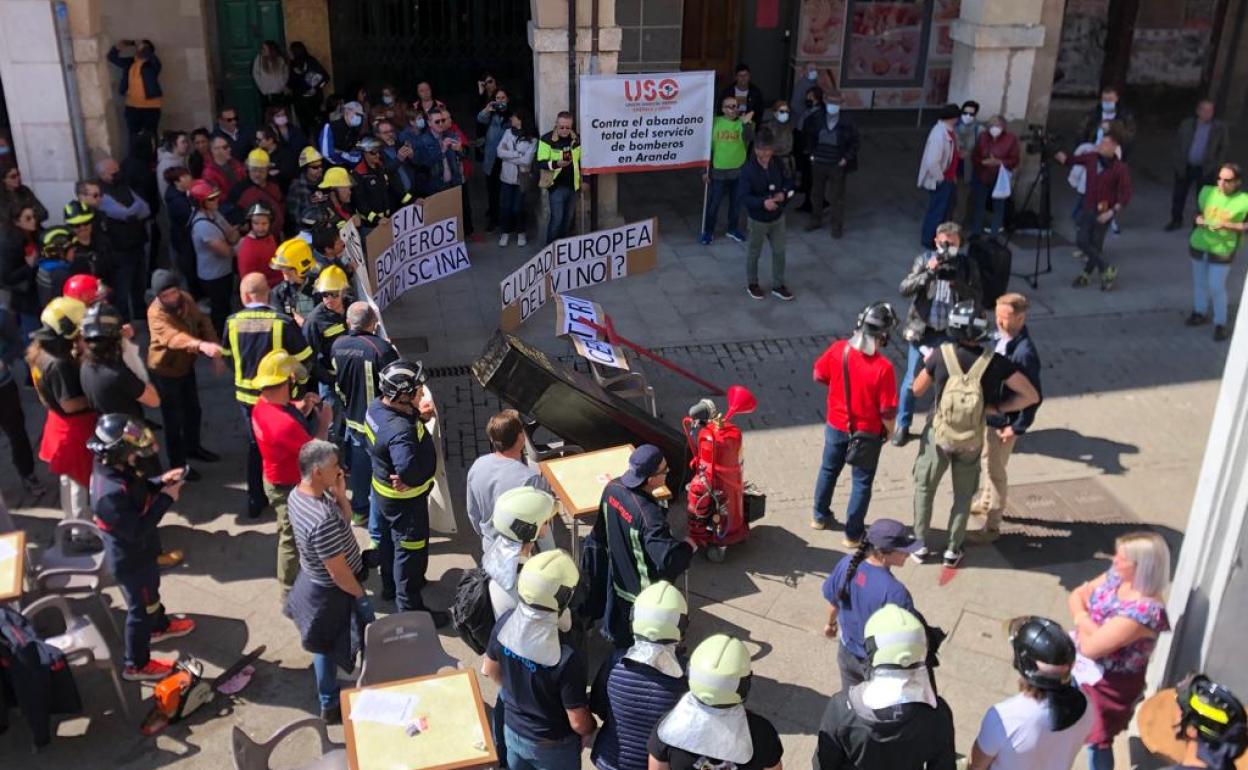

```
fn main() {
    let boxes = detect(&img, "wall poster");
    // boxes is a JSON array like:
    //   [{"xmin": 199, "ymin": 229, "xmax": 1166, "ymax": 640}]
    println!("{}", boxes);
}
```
[{"xmin": 841, "ymin": 0, "xmax": 934, "ymax": 88}]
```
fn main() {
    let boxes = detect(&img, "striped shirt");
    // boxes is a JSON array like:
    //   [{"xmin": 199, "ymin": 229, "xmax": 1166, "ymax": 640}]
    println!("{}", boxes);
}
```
[{"xmin": 287, "ymin": 488, "xmax": 362, "ymax": 588}]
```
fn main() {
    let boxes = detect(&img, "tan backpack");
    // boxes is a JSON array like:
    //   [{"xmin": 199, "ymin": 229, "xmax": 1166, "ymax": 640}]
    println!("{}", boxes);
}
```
[{"xmin": 932, "ymin": 344, "xmax": 992, "ymax": 452}]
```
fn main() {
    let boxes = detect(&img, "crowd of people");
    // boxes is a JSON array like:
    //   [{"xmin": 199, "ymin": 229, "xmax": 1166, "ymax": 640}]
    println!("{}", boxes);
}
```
[{"xmin": 0, "ymin": 42, "xmax": 1246, "ymax": 770}]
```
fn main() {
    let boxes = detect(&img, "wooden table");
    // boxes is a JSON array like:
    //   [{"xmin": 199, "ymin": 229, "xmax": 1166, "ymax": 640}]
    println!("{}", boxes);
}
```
[
  {"xmin": 340, "ymin": 669, "xmax": 495, "ymax": 770},
  {"xmin": 0, "ymin": 531, "xmax": 25, "ymax": 605},
  {"xmin": 538, "ymin": 444, "xmax": 671, "ymax": 560}
]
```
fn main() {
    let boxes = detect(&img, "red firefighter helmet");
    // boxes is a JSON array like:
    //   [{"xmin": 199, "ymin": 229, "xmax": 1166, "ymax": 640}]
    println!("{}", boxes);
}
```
[{"xmin": 63, "ymin": 274, "xmax": 106, "ymax": 304}]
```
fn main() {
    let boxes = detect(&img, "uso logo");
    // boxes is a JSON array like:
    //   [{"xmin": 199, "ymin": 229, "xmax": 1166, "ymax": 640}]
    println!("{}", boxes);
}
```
[{"xmin": 623, "ymin": 78, "xmax": 680, "ymax": 102}]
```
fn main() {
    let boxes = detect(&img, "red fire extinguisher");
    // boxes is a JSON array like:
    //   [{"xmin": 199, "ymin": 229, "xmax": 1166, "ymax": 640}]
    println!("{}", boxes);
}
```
[{"xmin": 683, "ymin": 385, "xmax": 761, "ymax": 562}]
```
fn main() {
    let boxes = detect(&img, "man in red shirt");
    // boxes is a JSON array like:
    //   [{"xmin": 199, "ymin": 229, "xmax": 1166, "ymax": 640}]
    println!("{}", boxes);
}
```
[
  {"xmin": 251, "ymin": 349, "xmax": 330, "ymax": 594},
  {"xmin": 811, "ymin": 302, "xmax": 900, "ymax": 546}
]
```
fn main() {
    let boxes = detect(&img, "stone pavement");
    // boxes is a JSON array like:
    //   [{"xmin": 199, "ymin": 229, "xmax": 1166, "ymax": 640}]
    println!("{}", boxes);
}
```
[{"xmin": 0, "ymin": 117, "xmax": 1236, "ymax": 769}]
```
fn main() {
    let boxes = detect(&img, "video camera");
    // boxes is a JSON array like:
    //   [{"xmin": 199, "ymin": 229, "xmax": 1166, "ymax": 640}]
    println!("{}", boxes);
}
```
[{"xmin": 1024, "ymin": 124, "xmax": 1060, "ymax": 155}]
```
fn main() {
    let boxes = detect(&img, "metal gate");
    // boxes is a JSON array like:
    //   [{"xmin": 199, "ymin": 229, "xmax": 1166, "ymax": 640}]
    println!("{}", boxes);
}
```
[{"xmin": 327, "ymin": 0, "xmax": 532, "ymax": 100}]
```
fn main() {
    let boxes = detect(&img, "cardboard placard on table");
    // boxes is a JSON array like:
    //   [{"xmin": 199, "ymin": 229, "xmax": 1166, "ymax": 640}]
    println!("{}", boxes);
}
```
[
  {"xmin": 341, "ymin": 669, "xmax": 495, "ymax": 770},
  {"xmin": 539, "ymin": 444, "xmax": 670, "ymax": 519},
  {"xmin": 499, "ymin": 218, "xmax": 659, "ymax": 330},
  {"xmin": 0, "ymin": 531, "xmax": 26, "ymax": 603},
  {"xmin": 554, "ymin": 294, "xmax": 630, "ymax": 371}
]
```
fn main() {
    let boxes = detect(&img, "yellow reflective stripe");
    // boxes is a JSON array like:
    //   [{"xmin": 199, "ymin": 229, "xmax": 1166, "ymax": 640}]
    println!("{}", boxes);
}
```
[
  {"xmin": 345, "ymin": 418, "xmax": 368, "ymax": 432},
  {"xmin": 145, "ymin": 601, "xmax": 162, "ymax": 614},
  {"xmin": 235, "ymin": 391, "xmax": 260, "ymax": 405},
  {"xmin": 414, "ymin": 420, "xmax": 425, "ymax": 442},
  {"xmin": 291, "ymin": 346, "xmax": 313, "ymax": 361},
  {"xmin": 398, "ymin": 539, "xmax": 427, "ymax": 550},
  {"xmin": 272, "ymin": 319, "xmax": 283, "ymax": 351},
  {"xmin": 364, "ymin": 360, "xmax": 375, "ymax": 406},
  {"xmin": 363, "ymin": 422, "xmax": 376, "ymax": 444},
  {"xmin": 324, "ymin": 323, "xmax": 345, "ymax": 337},
  {"xmin": 371, "ymin": 475, "xmax": 434, "ymax": 499},
  {"xmin": 229, "ymin": 322, "xmax": 244, "ymax": 388},
  {"xmin": 400, "ymin": 192, "xmax": 413, "ymax": 204},
  {"xmin": 1190, "ymin": 694, "xmax": 1231, "ymax": 724}
]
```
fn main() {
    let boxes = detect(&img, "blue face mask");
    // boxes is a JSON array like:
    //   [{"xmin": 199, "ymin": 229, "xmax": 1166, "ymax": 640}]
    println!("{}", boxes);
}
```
[
  {"xmin": 806, "ymin": 70, "xmax": 818, "ymax": 82},
  {"xmin": 1101, "ymin": 100, "xmax": 1116, "ymax": 113},
  {"xmin": 347, "ymin": 113, "xmax": 363, "ymax": 128},
  {"xmin": 414, "ymin": 118, "xmax": 427, "ymax": 130},
  {"xmin": 825, "ymin": 104, "xmax": 840, "ymax": 116}
]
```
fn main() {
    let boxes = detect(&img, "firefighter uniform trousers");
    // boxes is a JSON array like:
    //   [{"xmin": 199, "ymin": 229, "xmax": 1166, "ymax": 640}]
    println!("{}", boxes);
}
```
[
  {"xmin": 365, "ymin": 399, "xmax": 437, "ymax": 610},
  {"xmin": 222, "ymin": 306, "xmax": 313, "ymax": 518}
]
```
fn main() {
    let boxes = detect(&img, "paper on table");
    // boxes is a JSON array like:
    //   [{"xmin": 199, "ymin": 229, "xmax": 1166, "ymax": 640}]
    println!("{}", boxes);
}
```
[
  {"xmin": 351, "ymin": 690, "xmax": 419, "ymax": 726},
  {"xmin": 0, "ymin": 539, "xmax": 16, "ymax": 560}
]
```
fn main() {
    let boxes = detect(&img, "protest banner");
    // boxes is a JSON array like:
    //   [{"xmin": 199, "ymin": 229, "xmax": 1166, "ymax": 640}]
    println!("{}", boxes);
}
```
[
  {"xmin": 366, "ymin": 186, "xmax": 470, "ymax": 312},
  {"xmin": 554, "ymin": 294, "xmax": 630, "ymax": 370},
  {"xmin": 498, "ymin": 217, "xmax": 658, "ymax": 330},
  {"xmin": 577, "ymin": 71, "xmax": 715, "ymax": 174}
]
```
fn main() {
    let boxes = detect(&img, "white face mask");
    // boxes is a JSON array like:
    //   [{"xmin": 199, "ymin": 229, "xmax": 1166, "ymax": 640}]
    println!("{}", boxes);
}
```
[
  {"xmin": 346, "ymin": 112, "xmax": 362, "ymax": 128},
  {"xmin": 960, "ymin": 114, "xmax": 975, "ymax": 125},
  {"xmin": 382, "ymin": 95, "xmax": 395, "ymax": 105},
  {"xmin": 775, "ymin": 111, "xmax": 790, "ymax": 124},
  {"xmin": 825, "ymin": 104, "xmax": 840, "ymax": 116},
  {"xmin": 1101, "ymin": 100, "xmax": 1116, "ymax": 113},
  {"xmin": 988, "ymin": 126, "xmax": 1003, "ymax": 138},
  {"xmin": 273, "ymin": 114, "xmax": 289, "ymax": 127},
  {"xmin": 806, "ymin": 69, "xmax": 818, "ymax": 81},
  {"xmin": 414, "ymin": 117, "xmax": 427, "ymax": 130}
]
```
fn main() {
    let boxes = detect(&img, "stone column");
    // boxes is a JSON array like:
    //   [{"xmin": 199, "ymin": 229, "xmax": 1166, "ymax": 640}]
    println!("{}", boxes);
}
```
[
  {"xmin": 66, "ymin": 0, "xmax": 117, "ymax": 165},
  {"xmin": 530, "ymin": 0, "xmax": 625, "ymax": 229},
  {"xmin": 948, "ymin": 0, "xmax": 1048, "ymax": 122}
]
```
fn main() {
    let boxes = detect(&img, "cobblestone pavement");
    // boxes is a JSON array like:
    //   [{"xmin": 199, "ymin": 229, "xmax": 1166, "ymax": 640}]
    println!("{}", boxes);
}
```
[{"xmin": 0, "ymin": 121, "xmax": 1234, "ymax": 769}]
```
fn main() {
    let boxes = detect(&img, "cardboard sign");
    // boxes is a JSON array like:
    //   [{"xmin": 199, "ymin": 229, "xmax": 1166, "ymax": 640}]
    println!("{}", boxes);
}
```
[
  {"xmin": 554, "ymin": 295, "xmax": 630, "ymax": 371},
  {"xmin": 577, "ymin": 72, "xmax": 715, "ymax": 174},
  {"xmin": 364, "ymin": 186, "xmax": 469, "ymax": 312},
  {"xmin": 499, "ymin": 218, "xmax": 658, "ymax": 329}
]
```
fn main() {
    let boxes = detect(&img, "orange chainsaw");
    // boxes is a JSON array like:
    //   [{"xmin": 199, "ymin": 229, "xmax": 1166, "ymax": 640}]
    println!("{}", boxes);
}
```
[{"xmin": 140, "ymin": 646, "xmax": 265, "ymax": 735}]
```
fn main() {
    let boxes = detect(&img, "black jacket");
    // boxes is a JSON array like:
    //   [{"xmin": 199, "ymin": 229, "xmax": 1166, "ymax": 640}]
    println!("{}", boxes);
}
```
[
  {"xmin": 718, "ymin": 82, "xmax": 766, "ymax": 121},
  {"xmin": 898, "ymin": 250, "xmax": 982, "ymax": 344},
  {"xmin": 89, "ymin": 459, "xmax": 174, "ymax": 575},
  {"xmin": 350, "ymin": 160, "xmax": 410, "ymax": 226},
  {"xmin": 106, "ymin": 44, "xmax": 162, "ymax": 99},
  {"xmin": 1078, "ymin": 104, "xmax": 1137, "ymax": 151},
  {"xmin": 0, "ymin": 225, "xmax": 38, "ymax": 315},
  {"xmin": 738, "ymin": 155, "xmax": 795, "ymax": 223},
  {"xmin": 0, "ymin": 606, "xmax": 83, "ymax": 747},
  {"xmin": 801, "ymin": 111, "xmax": 860, "ymax": 172},
  {"xmin": 601, "ymin": 480, "xmax": 693, "ymax": 603},
  {"xmin": 986, "ymin": 325, "xmax": 1042, "ymax": 434},
  {"xmin": 814, "ymin": 684, "xmax": 956, "ymax": 770}
]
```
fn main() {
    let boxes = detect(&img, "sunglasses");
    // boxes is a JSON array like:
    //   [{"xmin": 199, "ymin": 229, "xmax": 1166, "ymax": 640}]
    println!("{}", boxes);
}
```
[
  {"xmin": 1218, "ymin": 176, "xmax": 1239, "ymax": 183},
  {"xmin": 222, "ymin": 116, "xmax": 237, "ymax": 123}
]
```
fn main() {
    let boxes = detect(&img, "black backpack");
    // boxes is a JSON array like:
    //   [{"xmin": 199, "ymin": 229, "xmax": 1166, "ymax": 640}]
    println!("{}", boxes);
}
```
[{"xmin": 450, "ymin": 567, "xmax": 496, "ymax": 654}]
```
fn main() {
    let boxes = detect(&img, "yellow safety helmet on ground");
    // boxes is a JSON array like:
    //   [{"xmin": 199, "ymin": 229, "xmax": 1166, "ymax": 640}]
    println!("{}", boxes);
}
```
[
  {"xmin": 318, "ymin": 166, "xmax": 354, "ymax": 189},
  {"xmin": 517, "ymin": 549, "xmax": 579, "ymax": 613},
  {"xmin": 313, "ymin": 264, "xmax": 350, "ymax": 294},
  {"xmin": 298, "ymin": 146, "xmax": 324, "ymax": 168},
  {"xmin": 271, "ymin": 237, "xmax": 316, "ymax": 277},
  {"xmin": 491, "ymin": 487, "xmax": 557, "ymax": 544},
  {"xmin": 37, "ymin": 296, "xmax": 87, "ymax": 340},
  {"xmin": 252, "ymin": 350, "xmax": 307, "ymax": 390},
  {"xmin": 632, "ymin": 580, "xmax": 688, "ymax": 643},
  {"xmin": 863, "ymin": 604, "xmax": 928, "ymax": 670},
  {"xmin": 246, "ymin": 148, "xmax": 271, "ymax": 168},
  {"xmin": 688, "ymin": 634, "xmax": 752, "ymax": 707}
]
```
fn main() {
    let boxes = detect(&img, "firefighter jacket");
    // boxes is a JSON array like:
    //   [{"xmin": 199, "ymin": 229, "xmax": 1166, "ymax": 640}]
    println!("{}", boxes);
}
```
[
  {"xmin": 302, "ymin": 302, "xmax": 346, "ymax": 384},
  {"xmin": 222, "ymin": 304, "xmax": 312, "ymax": 404},
  {"xmin": 332, "ymin": 330, "xmax": 398, "ymax": 434},
  {"xmin": 600, "ymin": 479, "xmax": 693, "ymax": 603},
  {"xmin": 89, "ymin": 458, "xmax": 174, "ymax": 575},
  {"xmin": 351, "ymin": 160, "xmax": 411, "ymax": 226},
  {"xmin": 365, "ymin": 398, "xmax": 437, "ymax": 511},
  {"xmin": 271, "ymin": 277, "xmax": 318, "ymax": 323}
]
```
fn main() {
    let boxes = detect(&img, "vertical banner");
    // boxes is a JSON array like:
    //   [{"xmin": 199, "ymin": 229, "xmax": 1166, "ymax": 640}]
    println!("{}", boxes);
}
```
[{"xmin": 577, "ymin": 71, "xmax": 716, "ymax": 174}]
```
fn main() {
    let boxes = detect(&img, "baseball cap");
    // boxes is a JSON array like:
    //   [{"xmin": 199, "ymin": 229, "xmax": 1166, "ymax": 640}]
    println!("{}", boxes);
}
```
[
  {"xmin": 866, "ymin": 519, "xmax": 923, "ymax": 553},
  {"xmin": 619, "ymin": 445, "xmax": 665, "ymax": 489}
]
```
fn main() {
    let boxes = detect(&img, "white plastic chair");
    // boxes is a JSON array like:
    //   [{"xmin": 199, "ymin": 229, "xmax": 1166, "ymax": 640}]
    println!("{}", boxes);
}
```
[{"xmin": 21, "ymin": 593, "xmax": 130, "ymax": 717}]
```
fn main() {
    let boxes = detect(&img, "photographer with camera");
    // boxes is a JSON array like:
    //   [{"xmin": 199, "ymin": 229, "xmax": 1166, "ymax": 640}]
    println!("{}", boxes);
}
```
[
  {"xmin": 740, "ymin": 128, "xmax": 795, "ymax": 301},
  {"xmin": 1056, "ymin": 132, "xmax": 1132, "ymax": 291},
  {"xmin": 892, "ymin": 223, "xmax": 982, "ymax": 448},
  {"xmin": 477, "ymin": 88, "xmax": 513, "ymax": 232}
]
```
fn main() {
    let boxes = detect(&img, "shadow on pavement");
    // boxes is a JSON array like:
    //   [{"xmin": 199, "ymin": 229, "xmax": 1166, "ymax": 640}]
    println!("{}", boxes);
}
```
[{"xmin": 1011, "ymin": 427, "xmax": 1141, "ymax": 475}]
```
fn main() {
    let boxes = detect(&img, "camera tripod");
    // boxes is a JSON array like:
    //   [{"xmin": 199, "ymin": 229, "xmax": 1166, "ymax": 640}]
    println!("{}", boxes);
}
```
[{"xmin": 1007, "ymin": 156, "xmax": 1055, "ymax": 289}]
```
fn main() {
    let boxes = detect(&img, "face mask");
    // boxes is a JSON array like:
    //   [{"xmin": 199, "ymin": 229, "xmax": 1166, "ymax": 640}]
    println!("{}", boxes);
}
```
[
  {"xmin": 273, "ymin": 114, "xmax": 289, "ymax": 127},
  {"xmin": 414, "ymin": 117, "xmax": 427, "ymax": 130},
  {"xmin": 776, "ymin": 111, "xmax": 790, "ymax": 124},
  {"xmin": 825, "ymin": 104, "xmax": 840, "ymax": 116},
  {"xmin": 961, "ymin": 114, "xmax": 975, "ymax": 125},
  {"xmin": 806, "ymin": 70, "xmax": 818, "ymax": 82},
  {"xmin": 1101, "ymin": 100, "xmax": 1116, "ymax": 112},
  {"xmin": 347, "ymin": 113, "xmax": 362, "ymax": 128},
  {"xmin": 988, "ymin": 126, "xmax": 1003, "ymax": 138},
  {"xmin": 382, "ymin": 95, "xmax": 395, "ymax": 105}
]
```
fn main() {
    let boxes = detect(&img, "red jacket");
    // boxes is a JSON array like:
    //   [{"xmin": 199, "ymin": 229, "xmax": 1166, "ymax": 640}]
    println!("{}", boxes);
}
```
[
  {"xmin": 201, "ymin": 159, "xmax": 245, "ymax": 198},
  {"xmin": 1066, "ymin": 152, "xmax": 1132, "ymax": 211},
  {"xmin": 236, "ymin": 233, "xmax": 282, "ymax": 287},
  {"xmin": 227, "ymin": 179, "xmax": 286, "ymax": 235},
  {"xmin": 971, "ymin": 131, "xmax": 1021, "ymax": 186}
]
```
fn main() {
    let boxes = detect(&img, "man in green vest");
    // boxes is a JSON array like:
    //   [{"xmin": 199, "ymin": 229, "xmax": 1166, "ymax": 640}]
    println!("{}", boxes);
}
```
[{"xmin": 700, "ymin": 95, "xmax": 755, "ymax": 245}]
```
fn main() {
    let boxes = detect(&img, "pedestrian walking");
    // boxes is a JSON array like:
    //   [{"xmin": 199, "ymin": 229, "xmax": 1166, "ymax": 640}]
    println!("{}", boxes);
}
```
[
  {"xmin": 909, "ymin": 301, "xmax": 1039, "ymax": 568},
  {"xmin": 1186, "ymin": 163, "xmax": 1248, "ymax": 342},
  {"xmin": 1056, "ymin": 133, "xmax": 1132, "ymax": 291},
  {"xmin": 969, "ymin": 293, "xmax": 1042, "ymax": 544},
  {"xmin": 822, "ymin": 519, "xmax": 922, "ymax": 688},
  {"xmin": 700, "ymin": 96, "xmax": 753, "ymax": 245},
  {"xmin": 811, "ymin": 301, "xmax": 898, "ymax": 537},
  {"xmin": 739, "ymin": 128, "xmax": 795, "ymax": 301},
  {"xmin": 918, "ymin": 104, "xmax": 961, "ymax": 249},
  {"xmin": 801, "ymin": 90, "xmax": 859, "ymax": 239}
]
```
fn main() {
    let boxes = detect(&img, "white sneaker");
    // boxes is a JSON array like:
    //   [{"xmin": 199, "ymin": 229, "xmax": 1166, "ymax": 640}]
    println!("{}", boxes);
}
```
[
  {"xmin": 909, "ymin": 546, "xmax": 930, "ymax": 564},
  {"xmin": 517, "ymin": 233, "xmax": 527, "ymax": 247},
  {"xmin": 498, "ymin": 233, "xmax": 510, "ymax": 246}
]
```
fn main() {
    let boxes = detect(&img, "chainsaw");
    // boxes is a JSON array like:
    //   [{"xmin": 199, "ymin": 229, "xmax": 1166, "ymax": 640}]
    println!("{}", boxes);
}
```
[{"xmin": 140, "ymin": 645, "xmax": 266, "ymax": 736}]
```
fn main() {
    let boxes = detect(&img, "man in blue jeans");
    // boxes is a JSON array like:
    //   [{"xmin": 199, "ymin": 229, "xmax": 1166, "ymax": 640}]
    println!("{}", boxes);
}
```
[
  {"xmin": 537, "ymin": 112, "xmax": 581, "ymax": 244},
  {"xmin": 810, "ymin": 302, "xmax": 899, "ymax": 545},
  {"xmin": 892, "ymin": 223, "xmax": 981, "ymax": 447}
]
